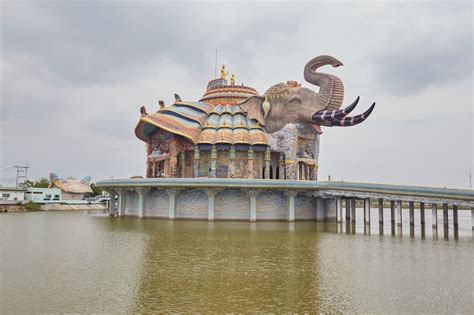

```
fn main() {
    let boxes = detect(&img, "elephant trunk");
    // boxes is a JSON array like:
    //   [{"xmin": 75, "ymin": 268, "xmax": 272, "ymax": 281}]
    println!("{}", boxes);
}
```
[{"xmin": 304, "ymin": 55, "xmax": 345, "ymax": 111}]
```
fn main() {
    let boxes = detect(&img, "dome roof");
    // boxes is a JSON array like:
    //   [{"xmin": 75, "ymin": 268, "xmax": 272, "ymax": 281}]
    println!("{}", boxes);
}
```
[{"xmin": 199, "ymin": 78, "xmax": 259, "ymax": 106}]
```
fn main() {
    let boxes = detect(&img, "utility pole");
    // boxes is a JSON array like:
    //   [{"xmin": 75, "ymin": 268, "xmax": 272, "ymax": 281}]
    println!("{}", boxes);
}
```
[{"xmin": 14, "ymin": 161, "xmax": 29, "ymax": 188}]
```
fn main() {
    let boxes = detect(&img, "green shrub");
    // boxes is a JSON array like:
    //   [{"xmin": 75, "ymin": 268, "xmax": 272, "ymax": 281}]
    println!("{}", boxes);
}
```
[{"xmin": 24, "ymin": 201, "xmax": 42, "ymax": 211}]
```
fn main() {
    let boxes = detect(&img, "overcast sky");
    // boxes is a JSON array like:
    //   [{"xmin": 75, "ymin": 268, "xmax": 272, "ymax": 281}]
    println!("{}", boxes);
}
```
[{"xmin": 1, "ymin": 1, "xmax": 472, "ymax": 189}]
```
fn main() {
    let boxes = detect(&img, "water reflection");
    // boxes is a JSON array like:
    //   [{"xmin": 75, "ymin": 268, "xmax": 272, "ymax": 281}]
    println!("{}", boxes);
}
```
[{"xmin": 1, "ymin": 211, "xmax": 473, "ymax": 314}]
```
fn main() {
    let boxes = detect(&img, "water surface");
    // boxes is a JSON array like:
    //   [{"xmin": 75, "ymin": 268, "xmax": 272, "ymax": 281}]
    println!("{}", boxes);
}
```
[{"xmin": 1, "ymin": 211, "xmax": 473, "ymax": 313}]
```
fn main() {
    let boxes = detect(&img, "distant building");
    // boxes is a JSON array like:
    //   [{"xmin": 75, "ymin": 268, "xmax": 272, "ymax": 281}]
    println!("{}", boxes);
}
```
[
  {"xmin": 49, "ymin": 173, "xmax": 93, "ymax": 200},
  {"xmin": 25, "ymin": 188, "xmax": 62, "ymax": 202},
  {"xmin": 0, "ymin": 187, "xmax": 26, "ymax": 202}
]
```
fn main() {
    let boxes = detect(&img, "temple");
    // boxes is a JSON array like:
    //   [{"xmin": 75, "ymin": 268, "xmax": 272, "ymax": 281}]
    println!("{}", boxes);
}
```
[
  {"xmin": 135, "ymin": 56, "xmax": 375, "ymax": 181},
  {"xmin": 136, "ymin": 78, "xmax": 318, "ymax": 180}
]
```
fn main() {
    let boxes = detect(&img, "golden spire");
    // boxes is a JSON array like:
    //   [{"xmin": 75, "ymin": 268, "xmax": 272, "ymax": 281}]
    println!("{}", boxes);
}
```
[{"xmin": 220, "ymin": 65, "xmax": 227, "ymax": 80}]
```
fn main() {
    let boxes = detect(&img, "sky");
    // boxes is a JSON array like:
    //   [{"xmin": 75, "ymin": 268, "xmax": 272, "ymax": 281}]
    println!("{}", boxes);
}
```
[{"xmin": 0, "ymin": 1, "xmax": 472, "ymax": 189}]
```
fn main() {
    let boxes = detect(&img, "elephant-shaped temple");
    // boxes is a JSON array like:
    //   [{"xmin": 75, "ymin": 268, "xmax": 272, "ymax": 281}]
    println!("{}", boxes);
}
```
[{"xmin": 135, "ymin": 55, "xmax": 375, "ymax": 180}]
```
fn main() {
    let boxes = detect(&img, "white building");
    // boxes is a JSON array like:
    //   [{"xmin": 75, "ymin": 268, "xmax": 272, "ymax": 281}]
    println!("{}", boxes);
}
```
[
  {"xmin": 24, "ymin": 188, "xmax": 62, "ymax": 202},
  {"xmin": 0, "ymin": 187, "xmax": 26, "ymax": 202}
]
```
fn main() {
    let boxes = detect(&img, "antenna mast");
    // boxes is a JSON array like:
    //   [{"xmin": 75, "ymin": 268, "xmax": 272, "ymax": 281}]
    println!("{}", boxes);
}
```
[
  {"xmin": 214, "ymin": 49, "xmax": 218, "ymax": 78},
  {"xmin": 14, "ymin": 161, "xmax": 29, "ymax": 188}
]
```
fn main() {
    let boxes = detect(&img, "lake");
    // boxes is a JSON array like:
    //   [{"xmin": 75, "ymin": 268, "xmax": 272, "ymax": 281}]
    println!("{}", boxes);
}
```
[{"xmin": 1, "ymin": 210, "xmax": 472, "ymax": 313}]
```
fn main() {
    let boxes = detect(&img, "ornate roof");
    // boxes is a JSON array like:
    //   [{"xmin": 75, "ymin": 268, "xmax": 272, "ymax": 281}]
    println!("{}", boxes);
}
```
[
  {"xmin": 135, "ymin": 79, "xmax": 268, "ymax": 146},
  {"xmin": 199, "ymin": 78, "xmax": 259, "ymax": 106}
]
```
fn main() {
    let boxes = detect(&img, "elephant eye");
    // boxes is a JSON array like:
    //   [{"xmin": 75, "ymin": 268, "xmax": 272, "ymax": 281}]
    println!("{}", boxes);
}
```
[{"xmin": 289, "ymin": 95, "xmax": 301, "ymax": 104}]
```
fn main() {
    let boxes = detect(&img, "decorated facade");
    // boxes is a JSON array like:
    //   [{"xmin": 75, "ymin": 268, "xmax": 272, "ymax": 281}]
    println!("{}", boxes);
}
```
[
  {"xmin": 135, "ymin": 55, "xmax": 375, "ymax": 181},
  {"xmin": 49, "ymin": 173, "xmax": 93, "ymax": 200}
]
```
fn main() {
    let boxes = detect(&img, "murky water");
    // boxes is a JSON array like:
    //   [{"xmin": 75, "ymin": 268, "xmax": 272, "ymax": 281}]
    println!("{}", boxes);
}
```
[{"xmin": 1, "ymin": 210, "xmax": 473, "ymax": 313}]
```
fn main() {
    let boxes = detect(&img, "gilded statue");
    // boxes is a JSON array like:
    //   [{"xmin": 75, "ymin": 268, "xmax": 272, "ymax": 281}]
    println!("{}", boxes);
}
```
[
  {"xmin": 220, "ymin": 65, "xmax": 227, "ymax": 80},
  {"xmin": 230, "ymin": 74, "xmax": 235, "ymax": 86}
]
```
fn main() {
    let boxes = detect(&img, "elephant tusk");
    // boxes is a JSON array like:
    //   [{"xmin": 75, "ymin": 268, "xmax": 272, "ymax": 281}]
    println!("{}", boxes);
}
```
[
  {"xmin": 312, "ymin": 96, "xmax": 360, "ymax": 123},
  {"xmin": 329, "ymin": 102, "xmax": 375, "ymax": 127}
]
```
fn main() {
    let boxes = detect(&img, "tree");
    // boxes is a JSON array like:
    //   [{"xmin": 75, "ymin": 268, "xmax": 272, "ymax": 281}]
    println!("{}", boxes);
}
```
[
  {"xmin": 90, "ymin": 183, "xmax": 103, "ymax": 196},
  {"xmin": 25, "ymin": 177, "xmax": 50, "ymax": 188}
]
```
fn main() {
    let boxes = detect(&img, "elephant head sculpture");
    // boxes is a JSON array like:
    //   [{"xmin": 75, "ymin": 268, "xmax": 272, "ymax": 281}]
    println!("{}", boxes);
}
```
[{"xmin": 238, "ymin": 55, "xmax": 375, "ymax": 134}]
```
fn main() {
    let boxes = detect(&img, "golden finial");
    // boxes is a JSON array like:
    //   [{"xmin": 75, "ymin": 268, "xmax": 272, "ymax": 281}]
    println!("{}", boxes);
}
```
[
  {"xmin": 220, "ymin": 65, "xmax": 227, "ymax": 80},
  {"xmin": 230, "ymin": 74, "xmax": 235, "ymax": 86}
]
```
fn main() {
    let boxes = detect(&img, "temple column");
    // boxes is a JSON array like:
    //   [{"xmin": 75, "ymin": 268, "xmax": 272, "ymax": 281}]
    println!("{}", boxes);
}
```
[
  {"xmin": 247, "ymin": 145, "xmax": 254, "ymax": 179},
  {"xmin": 210, "ymin": 145, "xmax": 217, "ymax": 178},
  {"xmin": 296, "ymin": 163, "xmax": 300, "ymax": 180},
  {"xmin": 228, "ymin": 145, "xmax": 236, "ymax": 178},
  {"xmin": 264, "ymin": 146, "xmax": 271, "ymax": 179},
  {"xmin": 300, "ymin": 164, "xmax": 306, "ymax": 180},
  {"xmin": 167, "ymin": 189, "xmax": 181, "ymax": 220},
  {"xmin": 285, "ymin": 190, "xmax": 297, "ymax": 222},
  {"xmin": 432, "ymin": 203, "xmax": 438, "ymax": 228},
  {"xmin": 279, "ymin": 153, "xmax": 285, "ymax": 179},
  {"xmin": 364, "ymin": 198, "xmax": 371, "ymax": 225},
  {"xmin": 117, "ymin": 188, "xmax": 125, "ymax": 217},
  {"xmin": 193, "ymin": 146, "xmax": 200, "ymax": 177},
  {"xmin": 179, "ymin": 151, "xmax": 185, "ymax": 178},
  {"xmin": 305, "ymin": 165, "xmax": 310, "ymax": 181},
  {"xmin": 137, "ymin": 188, "xmax": 149, "ymax": 219},
  {"xmin": 205, "ymin": 189, "xmax": 222, "ymax": 222}
]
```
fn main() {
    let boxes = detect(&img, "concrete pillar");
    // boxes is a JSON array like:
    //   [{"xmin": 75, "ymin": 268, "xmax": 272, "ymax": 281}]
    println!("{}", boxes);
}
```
[
  {"xmin": 364, "ymin": 198, "xmax": 371, "ymax": 225},
  {"xmin": 420, "ymin": 202, "xmax": 425, "ymax": 226},
  {"xmin": 443, "ymin": 203, "xmax": 449, "ymax": 228},
  {"xmin": 390, "ymin": 200, "xmax": 395, "ymax": 225},
  {"xmin": 210, "ymin": 145, "xmax": 217, "ymax": 178},
  {"xmin": 396, "ymin": 200, "xmax": 402, "ymax": 226},
  {"xmin": 472, "ymin": 207, "xmax": 474, "ymax": 230},
  {"xmin": 243, "ymin": 189, "xmax": 260, "ymax": 222},
  {"xmin": 167, "ymin": 189, "xmax": 179, "ymax": 220},
  {"xmin": 345, "ymin": 198, "xmax": 351, "ymax": 221},
  {"xmin": 137, "ymin": 188, "xmax": 149, "ymax": 218},
  {"xmin": 117, "ymin": 189, "xmax": 125, "ymax": 217},
  {"xmin": 378, "ymin": 198, "xmax": 384, "ymax": 225},
  {"xmin": 453, "ymin": 205, "xmax": 458, "ymax": 228},
  {"xmin": 316, "ymin": 198, "xmax": 325, "ymax": 222},
  {"xmin": 432, "ymin": 203, "xmax": 438, "ymax": 228},
  {"xmin": 193, "ymin": 146, "xmax": 200, "ymax": 177},
  {"xmin": 409, "ymin": 201, "xmax": 414, "ymax": 226},
  {"xmin": 108, "ymin": 190, "xmax": 116, "ymax": 216},
  {"xmin": 285, "ymin": 190, "xmax": 297, "ymax": 222},
  {"xmin": 351, "ymin": 198, "xmax": 356, "ymax": 223},
  {"xmin": 247, "ymin": 146, "xmax": 254, "ymax": 179},
  {"xmin": 205, "ymin": 189, "xmax": 221, "ymax": 222},
  {"xmin": 336, "ymin": 197, "xmax": 342, "ymax": 223},
  {"xmin": 264, "ymin": 146, "xmax": 271, "ymax": 179}
]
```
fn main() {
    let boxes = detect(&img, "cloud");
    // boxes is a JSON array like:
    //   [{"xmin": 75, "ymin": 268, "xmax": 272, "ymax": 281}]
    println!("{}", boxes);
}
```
[{"xmin": 0, "ymin": 1, "xmax": 472, "ymax": 188}]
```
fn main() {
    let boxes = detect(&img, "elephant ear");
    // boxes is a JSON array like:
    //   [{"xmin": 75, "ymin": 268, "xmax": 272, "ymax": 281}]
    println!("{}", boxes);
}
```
[{"xmin": 238, "ymin": 95, "xmax": 266, "ymax": 126}]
